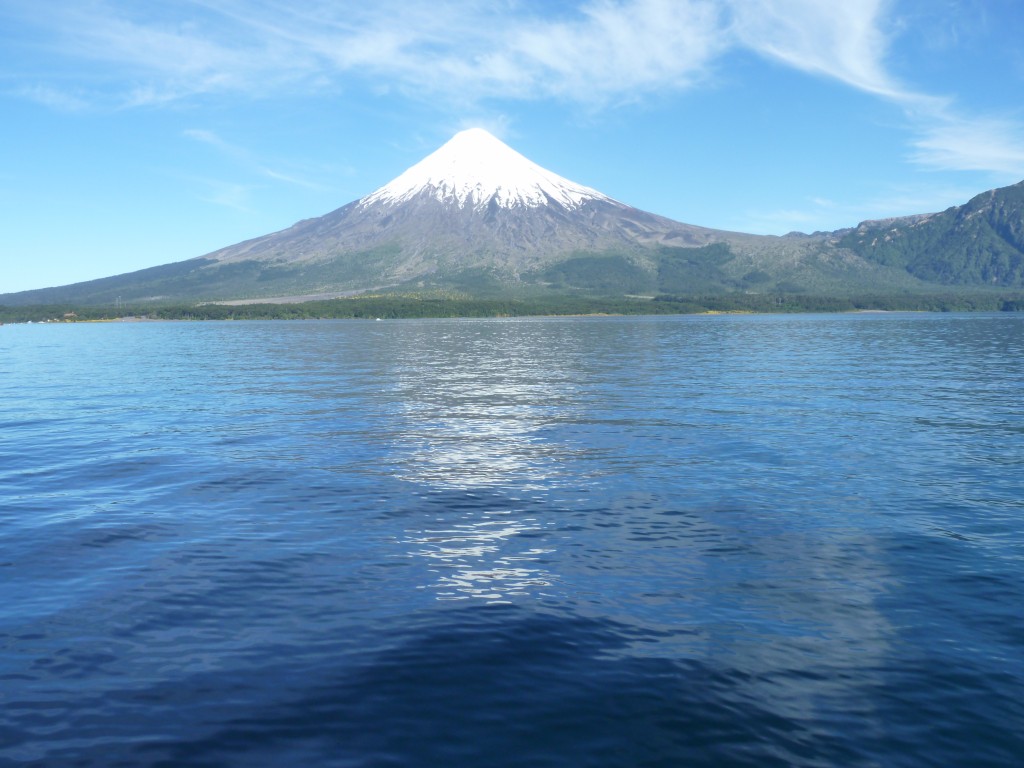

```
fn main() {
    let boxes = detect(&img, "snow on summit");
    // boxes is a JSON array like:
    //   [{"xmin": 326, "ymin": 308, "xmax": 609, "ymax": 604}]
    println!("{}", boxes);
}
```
[{"xmin": 359, "ymin": 128, "xmax": 614, "ymax": 211}]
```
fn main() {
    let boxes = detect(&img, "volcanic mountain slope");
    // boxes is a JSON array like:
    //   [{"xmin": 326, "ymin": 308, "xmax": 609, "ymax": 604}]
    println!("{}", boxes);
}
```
[
  {"xmin": 4, "ymin": 129, "xmax": 1023, "ymax": 306},
  {"xmin": 203, "ymin": 128, "xmax": 733, "ymax": 279}
]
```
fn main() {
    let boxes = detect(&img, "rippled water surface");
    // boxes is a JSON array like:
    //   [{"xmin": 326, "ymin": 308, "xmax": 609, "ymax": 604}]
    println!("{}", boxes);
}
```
[{"xmin": 2, "ymin": 314, "xmax": 1023, "ymax": 766}]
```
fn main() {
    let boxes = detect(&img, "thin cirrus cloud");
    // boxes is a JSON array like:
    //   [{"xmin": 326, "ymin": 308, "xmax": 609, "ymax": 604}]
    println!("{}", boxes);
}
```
[
  {"xmin": 162, "ymin": 0, "xmax": 729, "ymax": 103},
  {"xmin": 9, "ymin": 0, "xmax": 1024, "ymax": 176},
  {"xmin": 911, "ymin": 117, "xmax": 1024, "ymax": 175},
  {"xmin": 726, "ymin": 0, "xmax": 1024, "ymax": 177},
  {"xmin": 182, "ymin": 128, "xmax": 326, "ymax": 191},
  {"xmin": 492, "ymin": 0, "xmax": 726, "ymax": 101},
  {"xmin": 728, "ymin": 0, "xmax": 906, "ymax": 99},
  {"xmin": 15, "ymin": 84, "xmax": 90, "ymax": 112},
  {"xmin": 8, "ymin": 0, "xmax": 723, "ymax": 103}
]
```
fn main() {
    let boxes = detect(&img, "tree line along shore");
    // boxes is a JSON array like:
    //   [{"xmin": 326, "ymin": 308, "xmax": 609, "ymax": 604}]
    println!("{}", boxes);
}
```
[{"xmin": 3, "ymin": 292, "xmax": 1024, "ymax": 325}]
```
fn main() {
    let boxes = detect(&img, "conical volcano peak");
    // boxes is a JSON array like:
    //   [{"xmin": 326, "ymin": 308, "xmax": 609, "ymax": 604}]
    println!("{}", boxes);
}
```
[
  {"xmin": 445, "ymin": 126, "xmax": 513, "ymax": 154},
  {"xmin": 358, "ymin": 128, "xmax": 614, "ymax": 211}
]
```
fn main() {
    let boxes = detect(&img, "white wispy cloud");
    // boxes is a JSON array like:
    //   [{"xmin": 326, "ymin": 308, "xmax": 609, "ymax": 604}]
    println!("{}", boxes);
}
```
[
  {"xmin": 9, "ymin": 0, "xmax": 726, "ymax": 104},
  {"xmin": 736, "ymin": 180, "xmax": 986, "ymax": 235},
  {"xmin": 727, "ymin": 0, "xmax": 905, "ymax": 99},
  {"xmin": 15, "ymin": 84, "xmax": 90, "ymax": 112},
  {"xmin": 183, "ymin": 128, "xmax": 236, "ymax": 154},
  {"xmin": 860, "ymin": 182, "xmax": 984, "ymax": 218},
  {"xmin": 9, "ymin": 0, "xmax": 1024, "ymax": 177},
  {"xmin": 183, "ymin": 127, "xmax": 326, "ymax": 190},
  {"xmin": 187, "ymin": 178, "xmax": 254, "ymax": 212},
  {"xmin": 910, "ymin": 116, "xmax": 1024, "ymax": 176},
  {"xmin": 723, "ymin": 0, "xmax": 1024, "ymax": 177},
  {"xmin": 500, "ymin": 0, "xmax": 726, "ymax": 102}
]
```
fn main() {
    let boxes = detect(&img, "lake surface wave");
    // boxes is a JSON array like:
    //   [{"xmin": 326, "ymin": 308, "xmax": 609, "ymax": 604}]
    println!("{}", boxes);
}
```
[{"xmin": 2, "ymin": 314, "xmax": 1023, "ymax": 766}]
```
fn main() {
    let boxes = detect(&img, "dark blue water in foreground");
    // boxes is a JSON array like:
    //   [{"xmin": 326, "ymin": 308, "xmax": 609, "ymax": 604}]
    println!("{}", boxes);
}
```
[{"xmin": 2, "ymin": 314, "xmax": 1023, "ymax": 766}]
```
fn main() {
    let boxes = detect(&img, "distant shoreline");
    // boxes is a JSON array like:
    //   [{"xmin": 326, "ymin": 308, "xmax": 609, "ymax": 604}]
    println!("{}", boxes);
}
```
[
  {"xmin": 3, "ymin": 290, "xmax": 1023, "ymax": 325},
  {"xmin": 3, "ymin": 309, "xmax": 1012, "ymax": 326}
]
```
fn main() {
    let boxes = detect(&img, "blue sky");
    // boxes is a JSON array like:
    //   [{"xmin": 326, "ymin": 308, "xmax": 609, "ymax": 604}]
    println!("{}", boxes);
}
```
[{"xmin": 2, "ymin": 0, "xmax": 1024, "ymax": 294}]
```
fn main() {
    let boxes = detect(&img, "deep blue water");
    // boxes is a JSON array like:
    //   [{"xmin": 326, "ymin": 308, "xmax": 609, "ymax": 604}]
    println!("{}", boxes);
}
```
[{"xmin": 2, "ymin": 313, "xmax": 1023, "ymax": 767}]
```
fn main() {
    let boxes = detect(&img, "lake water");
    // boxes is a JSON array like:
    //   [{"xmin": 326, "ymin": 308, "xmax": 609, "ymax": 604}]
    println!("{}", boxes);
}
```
[{"xmin": 2, "ymin": 313, "xmax": 1023, "ymax": 766}]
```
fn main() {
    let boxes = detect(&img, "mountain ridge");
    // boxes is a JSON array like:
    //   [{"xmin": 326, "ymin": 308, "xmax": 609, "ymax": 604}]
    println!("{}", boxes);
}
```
[
  {"xmin": 3, "ymin": 130, "xmax": 1023, "ymax": 306},
  {"xmin": 838, "ymin": 181, "xmax": 1024, "ymax": 285}
]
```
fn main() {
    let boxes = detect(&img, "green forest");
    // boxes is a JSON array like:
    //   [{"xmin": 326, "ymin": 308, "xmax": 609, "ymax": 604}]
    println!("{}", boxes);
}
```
[{"xmin": 4, "ymin": 291, "xmax": 1024, "ymax": 325}]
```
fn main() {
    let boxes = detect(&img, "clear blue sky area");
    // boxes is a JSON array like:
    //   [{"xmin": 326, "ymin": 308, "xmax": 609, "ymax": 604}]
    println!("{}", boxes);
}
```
[{"xmin": 2, "ymin": 0, "xmax": 1023, "ymax": 293}]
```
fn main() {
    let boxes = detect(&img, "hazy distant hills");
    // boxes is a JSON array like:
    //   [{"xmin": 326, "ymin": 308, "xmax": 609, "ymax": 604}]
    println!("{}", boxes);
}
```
[{"xmin": 3, "ymin": 130, "xmax": 1024, "ymax": 307}]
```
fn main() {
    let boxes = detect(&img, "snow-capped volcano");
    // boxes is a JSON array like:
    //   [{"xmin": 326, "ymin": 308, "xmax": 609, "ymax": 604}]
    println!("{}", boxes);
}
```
[
  {"xmin": 359, "ymin": 128, "xmax": 615, "ymax": 211},
  {"xmin": 5, "ymin": 128, "xmax": 1011, "ymax": 308},
  {"xmin": 183, "ymin": 127, "xmax": 734, "ymax": 294},
  {"xmin": 8, "ymin": 128, "xmax": 761, "ymax": 305},
  {"xmin": 196, "ymin": 127, "xmax": 724, "ymax": 280}
]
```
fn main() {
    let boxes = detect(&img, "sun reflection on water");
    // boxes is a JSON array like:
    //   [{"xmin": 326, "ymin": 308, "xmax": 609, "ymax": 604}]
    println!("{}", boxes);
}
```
[
  {"xmin": 405, "ymin": 508, "xmax": 556, "ymax": 602},
  {"xmin": 377, "ymin": 320, "xmax": 588, "ymax": 601},
  {"xmin": 379, "ymin": 321, "xmax": 584, "ymax": 492}
]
